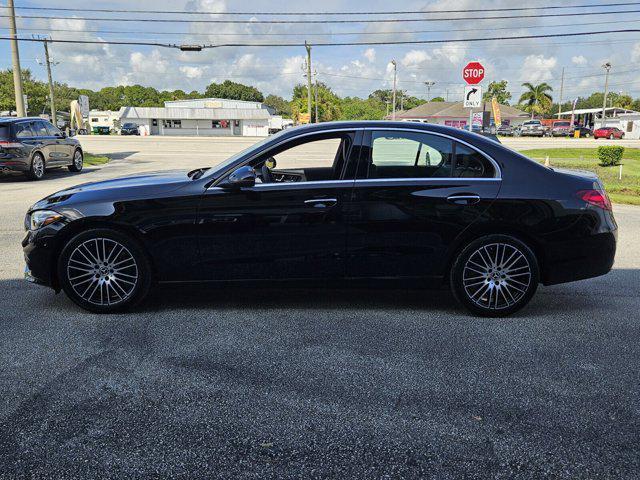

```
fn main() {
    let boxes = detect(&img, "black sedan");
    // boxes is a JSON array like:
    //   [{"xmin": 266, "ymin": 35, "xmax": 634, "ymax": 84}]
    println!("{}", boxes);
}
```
[
  {"xmin": 1, "ymin": 117, "xmax": 83, "ymax": 180},
  {"xmin": 22, "ymin": 121, "xmax": 617, "ymax": 316}
]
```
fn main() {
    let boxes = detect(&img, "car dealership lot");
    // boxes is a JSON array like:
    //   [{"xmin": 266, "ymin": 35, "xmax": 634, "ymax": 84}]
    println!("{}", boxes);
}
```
[{"xmin": 1, "ymin": 136, "xmax": 639, "ymax": 477}]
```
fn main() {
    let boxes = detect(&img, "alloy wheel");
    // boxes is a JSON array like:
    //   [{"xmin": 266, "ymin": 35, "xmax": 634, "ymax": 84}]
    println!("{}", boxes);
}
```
[
  {"xmin": 32, "ymin": 156, "xmax": 44, "ymax": 178},
  {"xmin": 74, "ymin": 151, "xmax": 83, "ymax": 169},
  {"xmin": 66, "ymin": 238, "xmax": 138, "ymax": 306},
  {"xmin": 462, "ymin": 242, "xmax": 532, "ymax": 311}
]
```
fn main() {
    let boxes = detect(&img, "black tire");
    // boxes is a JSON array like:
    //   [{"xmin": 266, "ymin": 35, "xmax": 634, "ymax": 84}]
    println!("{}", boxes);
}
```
[
  {"xmin": 450, "ymin": 234, "xmax": 539, "ymax": 317},
  {"xmin": 26, "ymin": 152, "xmax": 45, "ymax": 180},
  {"xmin": 68, "ymin": 149, "xmax": 83, "ymax": 172},
  {"xmin": 58, "ymin": 228, "xmax": 153, "ymax": 313}
]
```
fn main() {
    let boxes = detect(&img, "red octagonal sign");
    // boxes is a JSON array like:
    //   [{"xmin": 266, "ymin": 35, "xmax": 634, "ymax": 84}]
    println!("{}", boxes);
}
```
[{"xmin": 463, "ymin": 61, "xmax": 485, "ymax": 85}]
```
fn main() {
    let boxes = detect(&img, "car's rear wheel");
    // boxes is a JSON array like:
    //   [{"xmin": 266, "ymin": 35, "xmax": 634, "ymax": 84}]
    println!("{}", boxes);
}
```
[
  {"xmin": 451, "ymin": 235, "xmax": 539, "ymax": 317},
  {"xmin": 58, "ymin": 228, "xmax": 152, "ymax": 313},
  {"xmin": 26, "ymin": 153, "xmax": 45, "ymax": 180},
  {"xmin": 68, "ymin": 149, "xmax": 83, "ymax": 172}
]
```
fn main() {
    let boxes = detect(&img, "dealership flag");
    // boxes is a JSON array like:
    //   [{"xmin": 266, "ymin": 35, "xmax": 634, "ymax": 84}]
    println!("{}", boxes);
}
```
[{"xmin": 491, "ymin": 97, "xmax": 501, "ymax": 125}]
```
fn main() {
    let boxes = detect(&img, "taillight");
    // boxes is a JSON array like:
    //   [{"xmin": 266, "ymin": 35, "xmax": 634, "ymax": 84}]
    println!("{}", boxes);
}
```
[
  {"xmin": 577, "ymin": 189, "xmax": 612, "ymax": 211},
  {"xmin": 0, "ymin": 141, "xmax": 22, "ymax": 148}
]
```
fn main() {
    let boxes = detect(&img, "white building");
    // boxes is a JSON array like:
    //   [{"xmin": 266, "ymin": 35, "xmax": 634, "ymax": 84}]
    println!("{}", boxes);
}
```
[
  {"xmin": 118, "ymin": 98, "xmax": 274, "ymax": 136},
  {"xmin": 88, "ymin": 110, "xmax": 121, "ymax": 131}
]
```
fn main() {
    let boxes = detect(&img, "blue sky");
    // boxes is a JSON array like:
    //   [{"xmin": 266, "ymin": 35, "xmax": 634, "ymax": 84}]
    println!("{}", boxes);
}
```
[{"xmin": 1, "ymin": 0, "xmax": 640, "ymax": 102}]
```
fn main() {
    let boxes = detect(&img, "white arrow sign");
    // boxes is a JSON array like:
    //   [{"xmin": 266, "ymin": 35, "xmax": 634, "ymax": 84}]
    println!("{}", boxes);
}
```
[{"xmin": 464, "ymin": 85, "xmax": 482, "ymax": 108}]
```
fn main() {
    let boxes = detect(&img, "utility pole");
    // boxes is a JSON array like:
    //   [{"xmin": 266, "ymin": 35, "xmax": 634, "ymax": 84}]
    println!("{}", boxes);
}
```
[
  {"xmin": 601, "ymin": 62, "xmax": 612, "ymax": 128},
  {"xmin": 391, "ymin": 60, "xmax": 397, "ymax": 121},
  {"xmin": 399, "ymin": 91, "xmax": 404, "ymax": 112},
  {"xmin": 425, "ymin": 81, "xmax": 436, "ymax": 101},
  {"xmin": 557, "ymin": 67, "xmax": 565, "ymax": 119},
  {"xmin": 40, "ymin": 38, "xmax": 58, "ymax": 126},
  {"xmin": 8, "ymin": 0, "xmax": 25, "ymax": 117},
  {"xmin": 446, "ymin": 89, "xmax": 449, "ymax": 102},
  {"xmin": 305, "ymin": 42, "xmax": 312, "ymax": 123},
  {"xmin": 314, "ymin": 70, "xmax": 319, "ymax": 123}
]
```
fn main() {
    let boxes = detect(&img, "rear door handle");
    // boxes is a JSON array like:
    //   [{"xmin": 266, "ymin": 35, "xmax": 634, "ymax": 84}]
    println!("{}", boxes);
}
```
[
  {"xmin": 447, "ymin": 194, "xmax": 481, "ymax": 205},
  {"xmin": 304, "ymin": 198, "xmax": 338, "ymax": 208}
]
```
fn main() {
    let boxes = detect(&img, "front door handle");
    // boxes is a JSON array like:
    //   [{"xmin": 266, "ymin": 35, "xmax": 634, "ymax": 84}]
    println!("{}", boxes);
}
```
[
  {"xmin": 447, "ymin": 194, "xmax": 481, "ymax": 205},
  {"xmin": 304, "ymin": 198, "xmax": 338, "ymax": 208}
]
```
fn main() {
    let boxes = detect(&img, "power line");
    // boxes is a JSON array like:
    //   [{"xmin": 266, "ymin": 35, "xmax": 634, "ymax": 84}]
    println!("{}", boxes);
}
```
[
  {"xmin": 2, "ymin": 29, "xmax": 639, "ymax": 49},
  {"xmin": 5, "ymin": 17, "xmax": 640, "ymax": 38},
  {"xmin": 4, "ymin": 2, "xmax": 640, "ymax": 15},
  {"xmin": 5, "ymin": 9, "xmax": 640, "ymax": 24}
]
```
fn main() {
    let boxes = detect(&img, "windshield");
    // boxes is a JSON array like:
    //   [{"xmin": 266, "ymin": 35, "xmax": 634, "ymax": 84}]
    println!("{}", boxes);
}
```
[
  {"xmin": 555, "ymin": 122, "xmax": 570, "ymax": 127},
  {"xmin": 202, "ymin": 129, "xmax": 289, "ymax": 178}
]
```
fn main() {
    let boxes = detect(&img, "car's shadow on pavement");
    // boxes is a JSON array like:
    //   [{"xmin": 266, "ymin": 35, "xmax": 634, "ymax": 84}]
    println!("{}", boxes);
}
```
[{"xmin": 0, "ymin": 168, "xmax": 100, "ymax": 183}]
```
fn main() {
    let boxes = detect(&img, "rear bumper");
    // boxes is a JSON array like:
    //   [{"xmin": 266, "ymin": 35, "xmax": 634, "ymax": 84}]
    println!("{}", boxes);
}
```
[
  {"xmin": 542, "ymin": 230, "xmax": 617, "ymax": 285},
  {"xmin": 0, "ymin": 158, "xmax": 29, "ymax": 173}
]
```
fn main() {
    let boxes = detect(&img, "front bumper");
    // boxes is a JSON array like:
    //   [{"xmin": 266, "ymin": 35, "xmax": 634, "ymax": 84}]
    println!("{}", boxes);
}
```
[{"xmin": 22, "ymin": 227, "xmax": 62, "ymax": 290}]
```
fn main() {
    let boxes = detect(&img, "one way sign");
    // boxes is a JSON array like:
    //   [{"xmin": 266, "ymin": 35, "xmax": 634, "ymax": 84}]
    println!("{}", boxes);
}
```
[{"xmin": 464, "ymin": 85, "xmax": 482, "ymax": 108}]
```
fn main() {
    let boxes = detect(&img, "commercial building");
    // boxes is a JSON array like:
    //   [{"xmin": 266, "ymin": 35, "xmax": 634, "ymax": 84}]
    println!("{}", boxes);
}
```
[
  {"xmin": 118, "ymin": 98, "xmax": 276, "ymax": 136},
  {"xmin": 393, "ymin": 101, "xmax": 529, "ymax": 128},
  {"xmin": 88, "ymin": 110, "xmax": 121, "ymax": 131},
  {"xmin": 557, "ymin": 106, "xmax": 637, "ymax": 129}
]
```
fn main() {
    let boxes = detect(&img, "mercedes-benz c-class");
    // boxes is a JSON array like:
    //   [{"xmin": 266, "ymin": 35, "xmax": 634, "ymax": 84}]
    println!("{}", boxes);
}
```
[{"xmin": 23, "ymin": 121, "xmax": 617, "ymax": 316}]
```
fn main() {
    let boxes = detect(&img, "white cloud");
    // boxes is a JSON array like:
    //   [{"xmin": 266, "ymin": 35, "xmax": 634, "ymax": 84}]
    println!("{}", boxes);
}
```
[
  {"xmin": 572, "ymin": 55, "xmax": 588, "ymax": 65},
  {"xmin": 520, "ymin": 55, "xmax": 558, "ymax": 83},
  {"xmin": 401, "ymin": 50, "xmax": 431, "ymax": 68},
  {"xmin": 632, "ymin": 43, "xmax": 640, "ymax": 62},
  {"xmin": 179, "ymin": 66, "xmax": 204, "ymax": 79},
  {"xmin": 363, "ymin": 48, "xmax": 376, "ymax": 63}
]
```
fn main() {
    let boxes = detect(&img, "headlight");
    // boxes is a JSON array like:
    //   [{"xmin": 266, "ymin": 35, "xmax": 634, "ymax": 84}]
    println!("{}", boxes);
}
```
[{"xmin": 28, "ymin": 210, "xmax": 64, "ymax": 230}]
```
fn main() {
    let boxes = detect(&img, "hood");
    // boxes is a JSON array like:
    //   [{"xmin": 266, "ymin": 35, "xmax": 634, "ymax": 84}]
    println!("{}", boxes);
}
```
[{"xmin": 30, "ymin": 170, "xmax": 192, "ymax": 211}]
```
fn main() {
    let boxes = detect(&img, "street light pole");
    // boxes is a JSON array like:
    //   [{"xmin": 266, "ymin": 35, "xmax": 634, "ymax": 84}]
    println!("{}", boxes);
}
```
[
  {"xmin": 557, "ymin": 67, "xmax": 565, "ymax": 119},
  {"xmin": 314, "ymin": 70, "xmax": 319, "ymax": 123},
  {"xmin": 305, "ymin": 42, "xmax": 312, "ymax": 123},
  {"xmin": 391, "ymin": 60, "xmax": 397, "ymax": 121},
  {"xmin": 425, "ymin": 81, "xmax": 436, "ymax": 101},
  {"xmin": 42, "ymin": 39, "xmax": 57, "ymax": 127},
  {"xmin": 8, "ymin": 0, "xmax": 25, "ymax": 117},
  {"xmin": 601, "ymin": 62, "xmax": 612, "ymax": 128}
]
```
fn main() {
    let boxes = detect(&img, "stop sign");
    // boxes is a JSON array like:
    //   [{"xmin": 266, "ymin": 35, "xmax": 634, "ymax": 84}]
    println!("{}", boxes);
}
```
[{"xmin": 463, "ymin": 61, "xmax": 485, "ymax": 85}]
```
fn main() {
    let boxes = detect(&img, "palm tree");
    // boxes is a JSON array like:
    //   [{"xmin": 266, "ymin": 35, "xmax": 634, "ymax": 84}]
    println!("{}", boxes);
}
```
[{"xmin": 518, "ymin": 82, "xmax": 553, "ymax": 119}]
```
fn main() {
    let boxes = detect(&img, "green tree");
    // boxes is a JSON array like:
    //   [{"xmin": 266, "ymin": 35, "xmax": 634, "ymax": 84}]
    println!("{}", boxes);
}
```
[
  {"xmin": 483, "ymin": 80, "xmax": 512, "ymax": 105},
  {"xmin": 291, "ymin": 83, "xmax": 342, "ymax": 122},
  {"xmin": 340, "ymin": 96, "xmax": 386, "ymax": 120},
  {"xmin": 518, "ymin": 82, "xmax": 553, "ymax": 118},
  {"xmin": 204, "ymin": 80, "xmax": 263, "ymax": 102},
  {"xmin": 430, "ymin": 96, "xmax": 445, "ymax": 102},
  {"xmin": 263, "ymin": 94, "xmax": 291, "ymax": 117}
]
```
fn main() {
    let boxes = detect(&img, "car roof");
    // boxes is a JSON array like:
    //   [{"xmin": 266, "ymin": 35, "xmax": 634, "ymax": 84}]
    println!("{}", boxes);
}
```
[{"xmin": 0, "ymin": 116, "xmax": 48, "ymax": 124}]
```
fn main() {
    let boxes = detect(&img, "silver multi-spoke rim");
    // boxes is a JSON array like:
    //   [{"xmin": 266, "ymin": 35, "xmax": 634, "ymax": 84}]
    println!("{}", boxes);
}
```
[
  {"xmin": 463, "ymin": 243, "xmax": 531, "ymax": 311},
  {"xmin": 67, "ymin": 238, "xmax": 138, "ymax": 306},
  {"xmin": 74, "ymin": 151, "xmax": 83, "ymax": 169},
  {"xmin": 33, "ymin": 156, "xmax": 44, "ymax": 177}
]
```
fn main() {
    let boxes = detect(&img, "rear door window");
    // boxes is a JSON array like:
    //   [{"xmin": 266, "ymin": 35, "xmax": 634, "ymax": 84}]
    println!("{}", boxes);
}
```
[
  {"xmin": 365, "ymin": 131, "xmax": 453, "ymax": 179},
  {"xmin": 14, "ymin": 122, "xmax": 33, "ymax": 138},
  {"xmin": 32, "ymin": 121, "xmax": 50, "ymax": 137},
  {"xmin": 453, "ymin": 143, "xmax": 496, "ymax": 178}
]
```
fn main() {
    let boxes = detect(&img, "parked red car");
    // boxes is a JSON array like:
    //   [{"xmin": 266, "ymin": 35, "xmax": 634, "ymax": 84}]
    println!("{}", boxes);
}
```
[{"xmin": 594, "ymin": 127, "xmax": 625, "ymax": 139}]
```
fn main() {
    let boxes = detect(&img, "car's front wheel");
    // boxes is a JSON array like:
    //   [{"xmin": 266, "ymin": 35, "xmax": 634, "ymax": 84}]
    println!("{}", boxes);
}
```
[
  {"xmin": 58, "ymin": 228, "xmax": 152, "ymax": 313},
  {"xmin": 451, "ymin": 235, "xmax": 539, "ymax": 317},
  {"xmin": 68, "ymin": 149, "xmax": 83, "ymax": 172}
]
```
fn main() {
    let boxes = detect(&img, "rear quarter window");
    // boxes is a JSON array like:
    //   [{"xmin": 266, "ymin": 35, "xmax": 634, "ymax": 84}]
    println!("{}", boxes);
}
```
[{"xmin": 0, "ymin": 125, "xmax": 10, "ymax": 140}]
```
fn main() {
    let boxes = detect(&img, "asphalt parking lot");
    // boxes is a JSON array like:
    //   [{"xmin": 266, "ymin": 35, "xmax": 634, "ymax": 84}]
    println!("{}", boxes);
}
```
[{"xmin": 1, "ymin": 136, "xmax": 639, "ymax": 478}]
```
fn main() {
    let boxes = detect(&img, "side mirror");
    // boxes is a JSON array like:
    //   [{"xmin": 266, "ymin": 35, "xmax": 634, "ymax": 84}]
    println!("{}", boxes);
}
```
[{"xmin": 225, "ymin": 165, "xmax": 256, "ymax": 188}]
